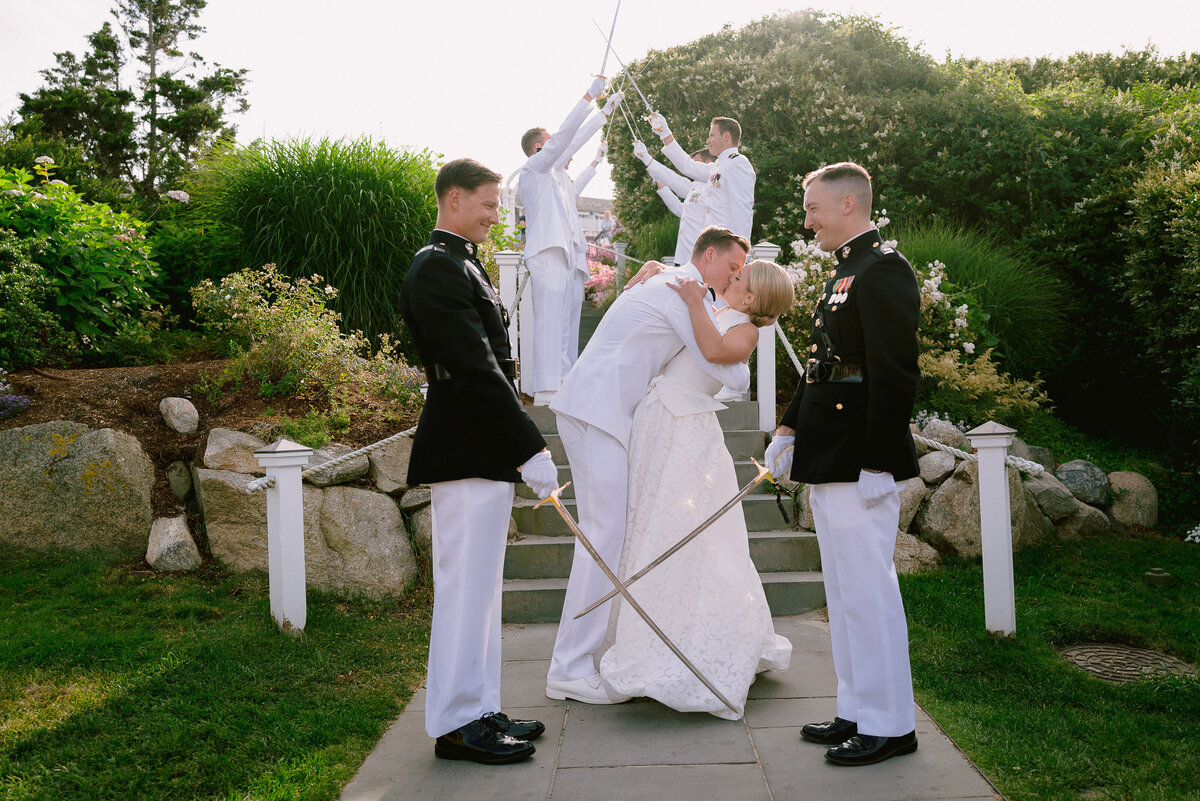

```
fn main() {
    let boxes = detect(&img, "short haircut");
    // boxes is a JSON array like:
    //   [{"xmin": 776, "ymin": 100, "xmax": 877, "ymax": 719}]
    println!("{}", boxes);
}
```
[
  {"xmin": 743, "ymin": 260, "xmax": 796, "ymax": 327},
  {"xmin": 802, "ymin": 161, "xmax": 873, "ymax": 211},
  {"xmin": 711, "ymin": 117, "xmax": 742, "ymax": 146},
  {"xmin": 521, "ymin": 127, "xmax": 548, "ymax": 157},
  {"xmin": 690, "ymin": 225, "xmax": 750, "ymax": 261},
  {"xmin": 435, "ymin": 158, "xmax": 502, "ymax": 200},
  {"xmin": 690, "ymin": 147, "xmax": 716, "ymax": 164}
]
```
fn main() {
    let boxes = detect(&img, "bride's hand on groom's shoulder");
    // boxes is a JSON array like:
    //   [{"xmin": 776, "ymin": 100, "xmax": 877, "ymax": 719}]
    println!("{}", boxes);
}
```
[
  {"xmin": 666, "ymin": 276, "xmax": 708, "ymax": 305},
  {"xmin": 624, "ymin": 260, "xmax": 667, "ymax": 288}
]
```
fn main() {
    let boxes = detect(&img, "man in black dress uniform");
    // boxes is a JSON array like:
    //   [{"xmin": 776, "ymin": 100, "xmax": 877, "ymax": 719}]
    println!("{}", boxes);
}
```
[
  {"xmin": 398, "ymin": 158, "xmax": 558, "ymax": 765},
  {"xmin": 765, "ymin": 161, "xmax": 921, "ymax": 766}
]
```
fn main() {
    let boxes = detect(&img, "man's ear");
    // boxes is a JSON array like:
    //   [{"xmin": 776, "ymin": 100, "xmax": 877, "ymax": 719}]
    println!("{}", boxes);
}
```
[{"xmin": 841, "ymin": 192, "xmax": 856, "ymax": 217}]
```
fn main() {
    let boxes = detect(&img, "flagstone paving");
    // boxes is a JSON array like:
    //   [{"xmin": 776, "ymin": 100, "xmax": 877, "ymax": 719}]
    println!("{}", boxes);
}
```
[{"xmin": 339, "ymin": 613, "xmax": 1003, "ymax": 801}]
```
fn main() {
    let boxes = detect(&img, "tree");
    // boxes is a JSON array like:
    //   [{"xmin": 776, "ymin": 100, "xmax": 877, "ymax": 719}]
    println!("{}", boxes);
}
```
[{"xmin": 14, "ymin": 0, "xmax": 247, "ymax": 198}]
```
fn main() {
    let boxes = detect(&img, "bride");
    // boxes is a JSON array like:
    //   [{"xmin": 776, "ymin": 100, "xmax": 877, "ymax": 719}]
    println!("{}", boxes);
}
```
[{"xmin": 598, "ymin": 260, "xmax": 797, "ymax": 720}]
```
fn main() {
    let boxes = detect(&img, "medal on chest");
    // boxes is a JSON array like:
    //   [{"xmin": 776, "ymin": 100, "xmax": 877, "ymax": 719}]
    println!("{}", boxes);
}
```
[
  {"xmin": 828, "ymin": 275, "xmax": 855, "ymax": 305},
  {"xmin": 710, "ymin": 171, "xmax": 721, "ymax": 189}
]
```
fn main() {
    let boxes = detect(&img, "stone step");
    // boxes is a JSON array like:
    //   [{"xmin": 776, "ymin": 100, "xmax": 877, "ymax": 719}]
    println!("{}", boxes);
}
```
[
  {"xmin": 514, "ymin": 459, "xmax": 776, "ymax": 500},
  {"xmin": 524, "ymin": 400, "xmax": 762, "ymax": 435},
  {"xmin": 511, "ymin": 493, "xmax": 793, "ymax": 537},
  {"xmin": 540, "ymin": 428, "xmax": 765, "ymax": 465},
  {"xmin": 503, "ymin": 530, "xmax": 819, "ymax": 581},
  {"xmin": 500, "ymin": 570, "xmax": 826, "ymax": 624}
]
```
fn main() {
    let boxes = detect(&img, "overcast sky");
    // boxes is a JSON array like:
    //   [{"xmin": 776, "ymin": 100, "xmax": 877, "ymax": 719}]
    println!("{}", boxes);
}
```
[{"xmin": 3, "ymin": 0, "xmax": 1198, "ymax": 198}]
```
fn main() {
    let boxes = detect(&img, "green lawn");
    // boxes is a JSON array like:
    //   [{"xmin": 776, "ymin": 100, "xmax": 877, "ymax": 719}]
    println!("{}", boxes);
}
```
[
  {"xmin": 903, "ymin": 535, "xmax": 1200, "ymax": 801},
  {"xmin": 0, "ymin": 546, "xmax": 431, "ymax": 801},
  {"xmin": 3, "ymin": 535, "xmax": 1198, "ymax": 801}
]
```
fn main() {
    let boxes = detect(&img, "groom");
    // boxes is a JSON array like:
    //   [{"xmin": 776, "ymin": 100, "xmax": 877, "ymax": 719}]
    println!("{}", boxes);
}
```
[{"xmin": 546, "ymin": 226, "xmax": 752, "ymax": 703}]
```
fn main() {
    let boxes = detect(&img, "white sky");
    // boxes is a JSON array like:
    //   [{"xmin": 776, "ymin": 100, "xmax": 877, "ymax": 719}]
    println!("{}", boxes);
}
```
[{"xmin": 2, "ymin": 0, "xmax": 1198, "ymax": 198}]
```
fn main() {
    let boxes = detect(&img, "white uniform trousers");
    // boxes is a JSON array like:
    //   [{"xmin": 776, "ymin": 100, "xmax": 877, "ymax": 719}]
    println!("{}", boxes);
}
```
[
  {"xmin": 810, "ymin": 481, "xmax": 916, "ymax": 737},
  {"xmin": 526, "ymin": 247, "xmax": 570, "ymax": 393},
  {"xmin": 425, "ymin": 478, "xmax": 514, "ymax": 738},
  {"xmin": 548, "ymin": 413, "xmax": 629, "ymax": 681},
  {"xmin": 561, "ymin": 265, "xmax": 585, "ymax": 377}
]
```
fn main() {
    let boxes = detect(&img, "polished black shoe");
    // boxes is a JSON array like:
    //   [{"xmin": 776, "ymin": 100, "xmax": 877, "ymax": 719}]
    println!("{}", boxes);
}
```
[
  {"xmin": 434, "ymin": 716, "xmax": 536, "ymax": 765},
  {"xmin": 800, "ymin": 717, "xmax": 858, "ymax": 745},
  {"xmin": 824, "ymin": 731, "xmax": 918, "ymax": 766},
  {"xmin": 486, "ymin": 711, "xmax": 545, "ymax": 741}
]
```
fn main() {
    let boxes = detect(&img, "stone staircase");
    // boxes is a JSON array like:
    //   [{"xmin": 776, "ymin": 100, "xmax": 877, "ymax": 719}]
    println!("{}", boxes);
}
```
[{"xmin": 501, "ymin": 400, "xmax": 826, "ymax": 622}]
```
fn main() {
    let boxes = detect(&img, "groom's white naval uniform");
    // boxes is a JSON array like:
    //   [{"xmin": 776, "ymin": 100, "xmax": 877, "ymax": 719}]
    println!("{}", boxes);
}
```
[{"xmin": 547, "ymin": 260, "xmax": 749, "ymax": 696}]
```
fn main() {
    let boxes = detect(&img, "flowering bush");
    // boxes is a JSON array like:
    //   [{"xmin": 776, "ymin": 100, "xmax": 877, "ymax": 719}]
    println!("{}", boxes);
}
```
[
  {"xmin": 0, "ymin": 157, "xmax": 157, "ymax": 343},
  {"xmin": 0, "ymin": 228, "xmax": 76, "ymax": 368},
  {"xmin": 1185, "ymin": 524, "xmax": 1200, "ymax": 545},
  {"xmin": 0, "ymin": 367, "xmax": 30, "ymax": 420},
  {"xmin": 584, "ymin": 250, "xmax": 617, "ymax": 308}
]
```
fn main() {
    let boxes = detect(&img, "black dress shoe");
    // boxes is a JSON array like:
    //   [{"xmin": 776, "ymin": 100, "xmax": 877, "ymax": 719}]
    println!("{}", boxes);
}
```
[
  {"xmin": 824, "ymin": 731, "xmax": 918, "ymax": 766},
  {"xmin": 434, "ymin": 716, "xmax": 536, "ymax": 765},
  {"xmin": 487, "ymin": 711, "xmax": 545, "ymax": 741},
  {"xmin": 800, "ymin": 717, "xmax": 858, "ymax": 745}
]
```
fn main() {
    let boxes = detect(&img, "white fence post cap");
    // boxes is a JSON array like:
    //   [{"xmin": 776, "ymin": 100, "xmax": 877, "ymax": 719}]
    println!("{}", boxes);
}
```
[
  {"xmin": 753, "ymin": 241, "xmax": 782, "ymax": 261},
  {"xmin": 254, "ymin": 438, "xmax": 313, "ymax": 468},
  {"xmin": 966, "ymin": 421, "xmax": 1016, "ymax": 446}
]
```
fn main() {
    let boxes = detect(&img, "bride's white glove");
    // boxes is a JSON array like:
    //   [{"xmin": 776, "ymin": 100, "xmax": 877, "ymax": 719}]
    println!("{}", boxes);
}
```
[
  {"xmin": 520, "ymin": 450, "xmax": 558, "ymax": 500},
  {"xmin": 857, "ymin": 469, "xmax": 895, "ymax": 509},
  {"xmin": 764, "ymin": 435, "xmax": 794, "ymax": 478}
]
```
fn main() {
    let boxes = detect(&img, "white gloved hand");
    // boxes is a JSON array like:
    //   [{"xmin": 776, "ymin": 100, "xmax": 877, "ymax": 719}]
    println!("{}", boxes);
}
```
[
  {"xmin": 632, "ymin": 140, "xmax": 652, "ymax": 165},
  {"xmin": 587, "ymin": 75, "xmax": 607, "ymax": 99},
  {"xmin": 647, "ymin": 111, "xmax": 672, "ymax": 140},
  {"xmin": 520, "ymin": 450, "xmax": 558, "ymax": 500},
  {"xmin": 594, "ymin": 142, "xmax": 608, "ymax": 163},
  {"xmin": 765, "ymin": 435, "xmax": 795, "ymax": 478},
  {"xmin": 857, "ymin": 469, "xmax": 896, "ymax": 509},
  {"xmin": 602, "ymin": 90, "xmax": 624, "ymax": 116}
]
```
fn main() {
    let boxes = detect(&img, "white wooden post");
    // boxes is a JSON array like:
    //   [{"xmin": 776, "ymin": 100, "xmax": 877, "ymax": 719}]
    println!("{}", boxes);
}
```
[
  {"xmin": 254, "ymin": 439, "xmax": 313, "ymax": 634},
  {"xmin": 752, "ymin": 242, "xmax": 782, "ymax": 432},
  {"xmin": 613, "ymin": 241, "xmax": 628, "ymax": 296},
  {"xmin": 967, "ymin": 421, "xmax": 1018, "ymax": 637},
  {"xmin": 495, "ymin": 248, "xmax": 521, "ymax": 363},
  {"xmin": 662, "ymin": 256, "xmax": 676, "ymax": 267}
]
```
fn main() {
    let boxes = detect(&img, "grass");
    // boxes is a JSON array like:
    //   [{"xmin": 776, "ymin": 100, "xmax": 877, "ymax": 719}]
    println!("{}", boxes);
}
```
[
  {"xmin": 903, "ymin": 534, "xmax": 1200, "ymax": 801},
  {"xmin": 0, "ymin": 545, "xmax": 431, "ymax": 801}
]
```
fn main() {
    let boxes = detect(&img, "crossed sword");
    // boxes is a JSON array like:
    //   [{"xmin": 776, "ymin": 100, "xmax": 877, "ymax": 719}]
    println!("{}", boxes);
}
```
[{"xmin": 536, "ymin": 456, "xmax": 782, "ymax": 715}]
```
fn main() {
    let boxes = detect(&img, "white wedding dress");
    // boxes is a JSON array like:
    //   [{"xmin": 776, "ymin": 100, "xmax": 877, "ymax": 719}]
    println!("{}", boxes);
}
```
[{"xmin": 598, "ymin": 308, "xmax": 792, "ymax": 720}]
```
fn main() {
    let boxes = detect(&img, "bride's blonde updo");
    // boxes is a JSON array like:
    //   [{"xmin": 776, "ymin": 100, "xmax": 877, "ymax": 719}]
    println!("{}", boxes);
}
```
[{"xmin": 743, "ymin": 260, "xmax": 796, "ymax": 327}]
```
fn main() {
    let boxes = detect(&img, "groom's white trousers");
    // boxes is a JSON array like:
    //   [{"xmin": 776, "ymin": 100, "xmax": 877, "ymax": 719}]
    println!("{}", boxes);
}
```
[
  {"xmin": 810, "ymin": 481, "xmax": 916, "ymax": 737},
  {"xmin": 548, "ymin": 412, "xmax": 629, "ymax": 681},
  {"xmin": 425, "ymin": 478, "xmax": 513, "ymax": 738}
]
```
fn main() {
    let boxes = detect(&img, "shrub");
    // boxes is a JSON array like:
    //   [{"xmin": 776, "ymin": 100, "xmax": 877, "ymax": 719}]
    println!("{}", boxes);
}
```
[
  {"xmin": 144, "ymin": 190, "xmax": 240, "ymax": 322},
  {"xmin": 0, "ymin": 158, "xmax": 157, "ymax": 344},
  {"xmin": 915, "ymin": 349, "xmax": 1049, "ymax": 430},
  {"xmin": 0, "ymin": 228, "xmax": 76, "ymax": 368},
  {"xmin": 189, "ymin": 136, "xmax": 438, "ymax": 354},
  {"xmin": 623, "ymin": 215, "xmax": 680, "ymax": 269}
]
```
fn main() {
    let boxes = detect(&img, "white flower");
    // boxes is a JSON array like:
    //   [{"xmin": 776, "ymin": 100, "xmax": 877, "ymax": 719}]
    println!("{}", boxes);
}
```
[
  {"xmin": 324, "ymin": 285, "xmax": 335, "ymax": 295},
  {"xmin": 954, "ymin": 317, "xmax": 968, "ymax": 328},
  {"xmin": 963, "ymin": 342, "xmax": 975, "ymax": 354},
  {"xmin": 34, "ymin": 155, "xmax": 55, "ymax": 165},
  {"xmin": 48, "ymin": 179, "xmax": 68, "ymax": 186},
  {"xmin": 164, "ymin": 189, "xmax": 190, "ymax": 204},
  {"xmin": 1, "ymin": 189, "xmax": 23, "ymax": 198}
]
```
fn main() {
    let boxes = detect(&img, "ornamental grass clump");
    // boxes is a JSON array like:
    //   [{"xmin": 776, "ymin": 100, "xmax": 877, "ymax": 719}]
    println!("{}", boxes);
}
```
[{"xmin": 188, "ymin": 136, "xmax": 438, "ymax": 358}]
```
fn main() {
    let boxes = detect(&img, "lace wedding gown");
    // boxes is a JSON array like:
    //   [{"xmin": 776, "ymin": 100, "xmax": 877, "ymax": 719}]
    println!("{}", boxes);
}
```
[{"xmin": 598, "ymin": 309, "xmax": 792, "ymax": 720}]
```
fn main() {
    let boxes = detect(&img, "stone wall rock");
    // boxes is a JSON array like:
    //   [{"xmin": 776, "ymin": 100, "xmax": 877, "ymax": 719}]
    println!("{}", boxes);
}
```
[
  {"xmin": 1058, "ymin": 502, "xmax": 1114, "ymax": 539},
  {"xmin": 1055, "ymin": 459, "xmax": 1109, "ymax": 506},
  {"xmin": 1027, "ymin": 446, "xmax": 1055, "ymax": 475},
  {"xmin": 367, "ymin": 437, "xmax": 413, "ymax": 495},
  {"xmin": 1022, "ymin": 472, "xmax": 1081, "ymax": 523},
  {"xmin": 0, "ymin": 421, "xmax": 153, "ymax": 551},
  {"xmin": 1107, "ymin": 471, "xmax": 1158, "ymax": 529},
  {"xmin": 159, "ymin": 397, "xmax": 199, "ymax": 434},
  {"xmin": 146, "ymin": 516, "xmax": 201, "ymax": 571},
  {"xmin": 167, "ymin": 460, "xmax": 193, "ymax": 502},
  {"xmin": 918, "ymin": 451, "xmax": 956, "ymax": 485},
  {"xmin": 898, "ymin": 477, "xmax": 926, "ymax": 532},
  {"xmin": 894, "ymin": 531, "xmax": 939, "ymax": 574},
  {"xmin": 921, "ymin": 419, "xmax": 972, "ymax": 453},
  {"xmin": 914, "ymin": 460, "xmax": 1024, "ymax": 558},
  {"xmin": 306, "ymin": 443, "xmax": 369, "ymax": 487},
  {"xmin": 203, "ymin": 428, "xmax": 268, "ymax": 475},
  {"xmin": 910, "ymin": 424, "xmax": 928, "ymax": 456}
]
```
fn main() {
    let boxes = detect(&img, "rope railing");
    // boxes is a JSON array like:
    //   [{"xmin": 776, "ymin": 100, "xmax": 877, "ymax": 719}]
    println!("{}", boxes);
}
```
[{"xmin": 245, "ymin": 424, "xmax": 418, "ymax": 493}]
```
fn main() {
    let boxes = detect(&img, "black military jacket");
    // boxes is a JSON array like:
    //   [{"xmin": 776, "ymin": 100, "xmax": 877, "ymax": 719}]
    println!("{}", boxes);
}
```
[
  {"xmin": 780, "ymin": 229, "xmax": 920, "ymax": 484},
  {"xmin": 398, "ymin": 230, "xmax": 546, "ymax": 485}
]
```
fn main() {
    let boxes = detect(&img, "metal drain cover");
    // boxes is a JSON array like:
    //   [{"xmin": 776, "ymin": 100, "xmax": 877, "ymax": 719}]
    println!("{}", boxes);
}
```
[{"xmin": 1060, "ymin": 644, "xmax": 1198, "ymax": 683}]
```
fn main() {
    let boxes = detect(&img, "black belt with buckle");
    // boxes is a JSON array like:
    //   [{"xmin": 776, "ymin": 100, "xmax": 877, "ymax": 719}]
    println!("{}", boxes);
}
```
[{"xmin": 805, "ymin": 359, "xmax": 863, "ymax": 384}]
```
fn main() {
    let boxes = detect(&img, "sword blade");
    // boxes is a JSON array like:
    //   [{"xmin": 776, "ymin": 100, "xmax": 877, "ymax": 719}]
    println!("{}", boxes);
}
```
[
  {"xmin": 590, "ymin": 17, "xmax": 653, "ymax": 112},
  {"xmin": 599, "ymin": 0, "xmax": 621, "ymax": 76},
  {"xmin": 574, "ymin": 459, "xmax": 772, "ymax": 619},
  {"xmin": 537, "ymin": 484, "xmax": 739, "ymax": 715}
]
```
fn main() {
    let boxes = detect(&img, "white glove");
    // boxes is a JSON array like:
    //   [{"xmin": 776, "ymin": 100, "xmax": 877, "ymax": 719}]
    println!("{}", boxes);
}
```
[
  {"xmin": 857, "ymin": 469, "xmax": 896, "ymax": 509},
  {"xmin": 520, "ymin": 450, "xmax": 558, "ymax": 500},
  {"xmin": 765, "ymin": 435, "xmax": 794, "ymax": 478},
  {"xmin": 648, "ymin": 111, "xmax": 672, "ymax": 141},
  {"xmin": 632, "ymin": 140, "xmax": 652, "ymax": 165},
  {"xmin": 587, "ymin": 75, "xmax": 607, "ymax": 99},
  {"xmin": 594, "ymin": 142, "xmax": 607, "ymax": 163},
  {"xmin": 602, "ymin": 90, "xmax": 624, "ymax": 116}
]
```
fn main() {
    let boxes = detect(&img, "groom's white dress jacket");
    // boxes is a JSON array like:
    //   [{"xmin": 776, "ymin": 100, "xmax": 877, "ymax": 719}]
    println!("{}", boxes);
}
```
[{"xmin": 551, "ymin": 264, "xmax": 750, "ymax": 448}]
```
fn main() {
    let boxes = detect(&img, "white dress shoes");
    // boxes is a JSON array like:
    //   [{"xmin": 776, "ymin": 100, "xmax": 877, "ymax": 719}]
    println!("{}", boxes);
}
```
[{"xmin": 545, "ymin": 672, "xmax": 631, "ymax": 704}]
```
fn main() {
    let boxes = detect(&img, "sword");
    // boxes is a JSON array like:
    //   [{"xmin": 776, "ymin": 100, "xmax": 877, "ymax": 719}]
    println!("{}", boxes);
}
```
[
  {"xmin": 599, "ymin": 0, "xmax": 621, "ymax": 76},
  {"xmin": 590, "ymin": 18, "xmax": 654, "ymax": 113},
  {"xmin": 537, "ymin": 483, "xmax": 738, "ymax": 715},
  {"xmin": 574, "ymin": 458, "xmax": 774, "ymax": 620}
]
